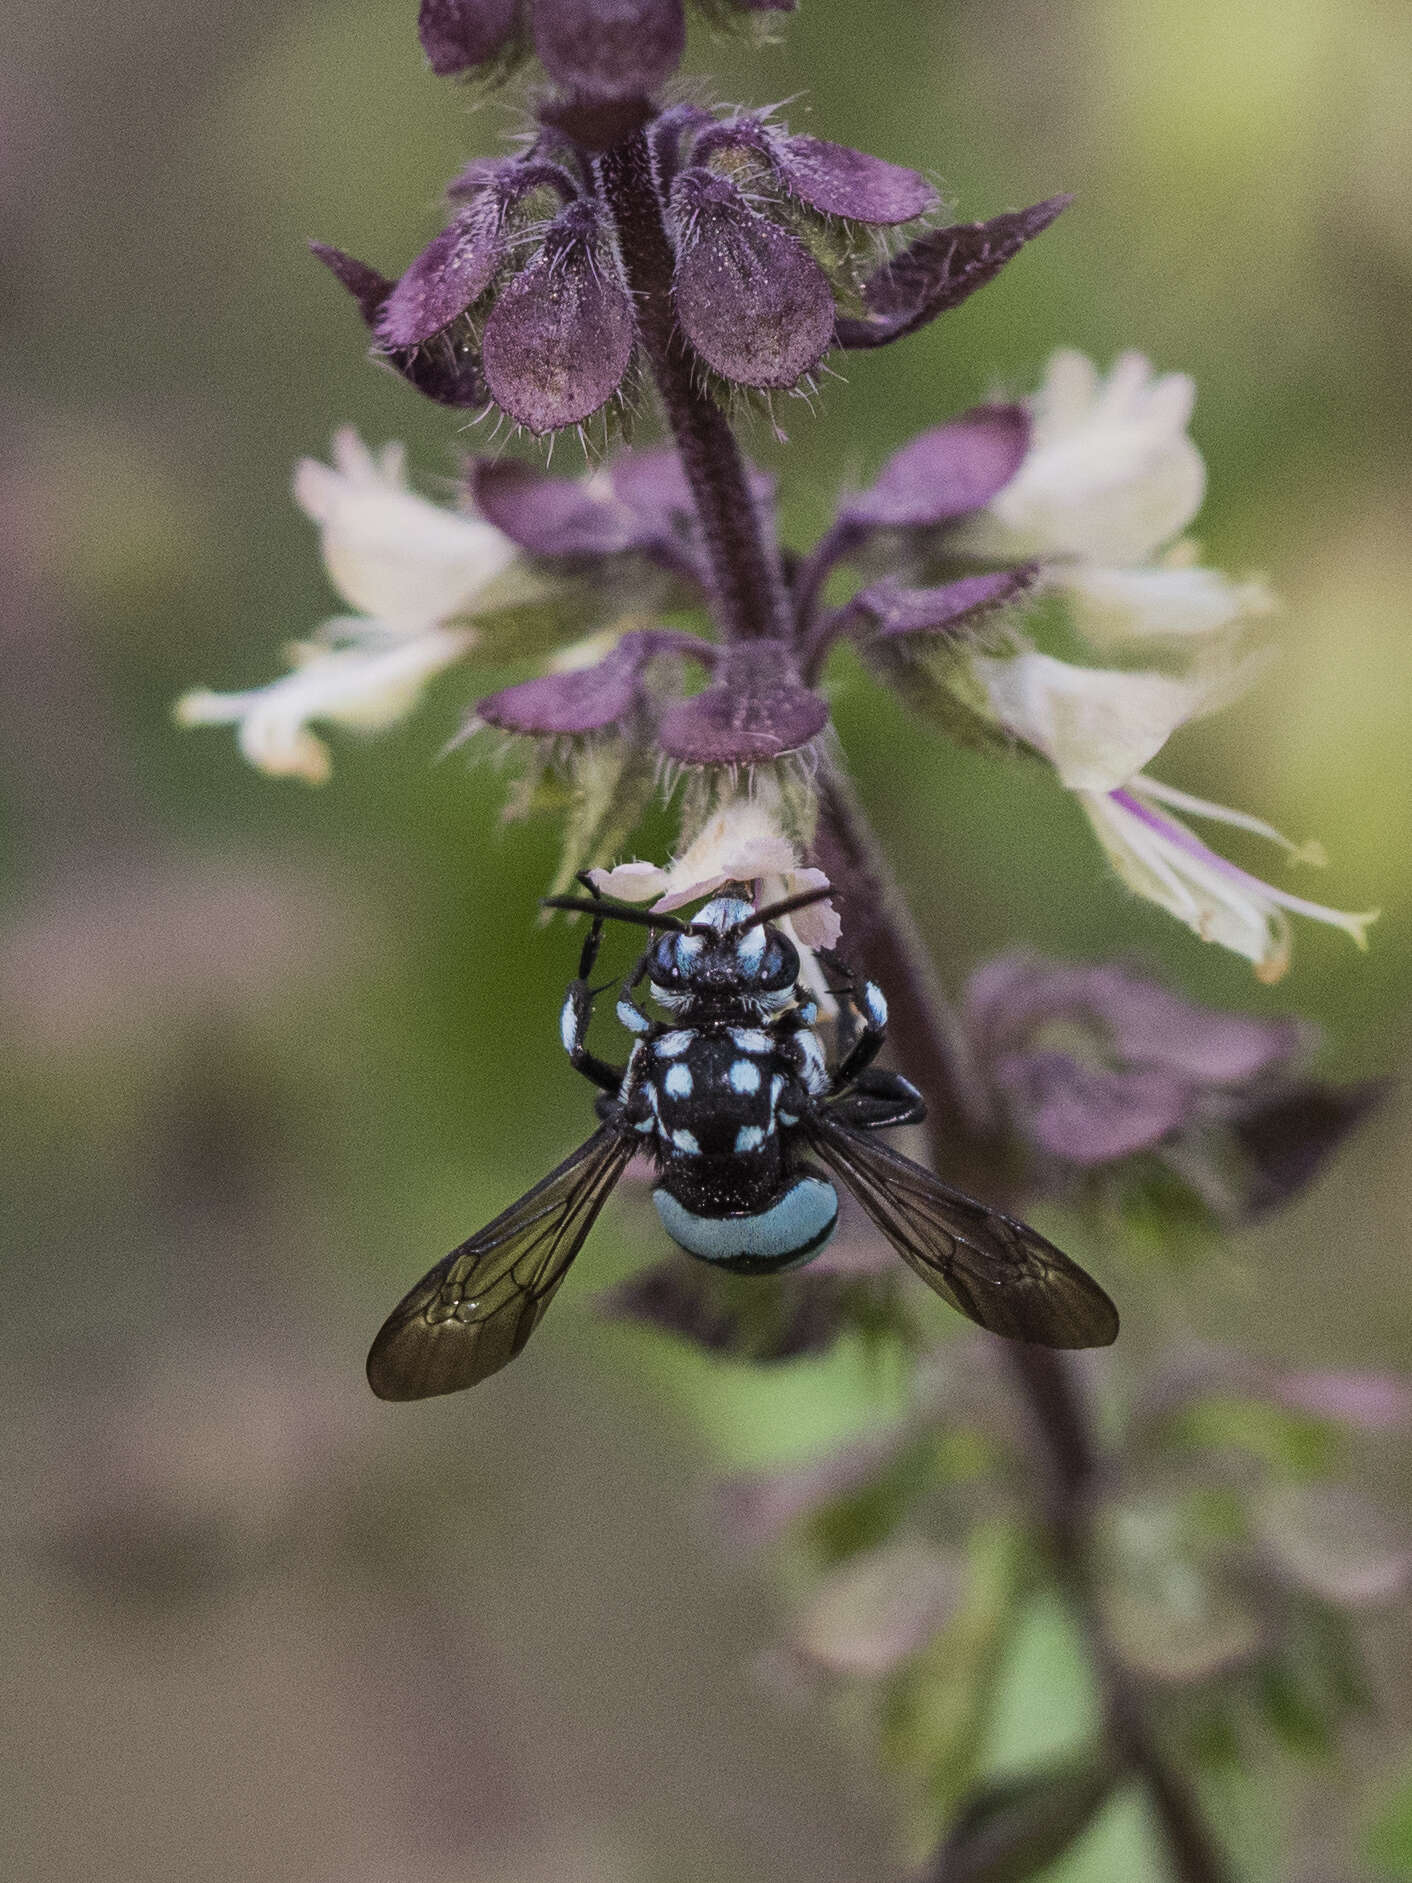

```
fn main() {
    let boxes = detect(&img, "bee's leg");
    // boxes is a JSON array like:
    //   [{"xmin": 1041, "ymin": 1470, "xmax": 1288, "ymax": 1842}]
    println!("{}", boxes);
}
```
[
  {"xmin": 559, "ymin": 899, "xmax": 626, "ymax": 1095},
  {"xmin": 828, "ymin": 1067, "xmax": 926, "ymax": 1131},
  {"xmin": 816, "ymin": 946, "xmax": 890, "ymax": 1091}
]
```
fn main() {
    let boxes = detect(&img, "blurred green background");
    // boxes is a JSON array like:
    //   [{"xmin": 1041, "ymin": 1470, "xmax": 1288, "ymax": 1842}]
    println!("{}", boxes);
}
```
[{"xmin": 3, "ymin": 0, "xmax": 1410, "ymax": 1877}]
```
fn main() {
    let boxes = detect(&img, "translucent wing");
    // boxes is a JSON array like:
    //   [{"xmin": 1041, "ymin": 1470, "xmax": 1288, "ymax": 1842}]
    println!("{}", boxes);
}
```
[
  {"xmin": 367, "ymin": 1125, "xmax": 636, "ymax": 1400},
  {"xmin": 806, "ymin": 1112, "xmax": 1118, "ymax": 1349}
]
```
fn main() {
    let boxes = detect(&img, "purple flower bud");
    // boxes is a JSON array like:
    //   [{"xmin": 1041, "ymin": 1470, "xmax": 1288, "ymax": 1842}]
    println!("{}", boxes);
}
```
[
  {"xmin": 377, "ymin": 162, "xmax": 579, "ymax": 349},
  {"xmin": 1226, "ymin": 1079, "xmax": 1383, "ymax": 1220},
  {"xmin": 671, "ymin": 169, "xmax": 835, "ymax": 389},
  {"xmin": 657, "ymin": 639, "xmax": 828, "ymax": 764},
  {"xmin": 418, "ymin": 0, "xmax": 524, "ymax": 76},
  {"xmin": 836, "ymin": 196, "xmax": 1071, "ymax": 350},
  {"xmin": 693, "ymin": 116, "xmax": 935, "ymax": 227},
  {"xmin": 376, "ymin": 202, "xmax": 503, "ymax": 348},
  {"xmin": 477, "ymin": 633, "xmax": 651, "ymax": 737},
  {"xmin": 310, "ymin": 242, "xmax": 488, "ymax": 407},
  {"xmin": 482, "ymin": 201, "xmax": 635, "ymax": 432},
  {"xmin": 467, "ymin": 458, "xmax": 641, "ymax": 558},
  {"xmin": 534, "ymin": 0, "xmax": 685, "ymax": 99},
  {"xmin": 852, "ymin": 568, "xmax": 1039, "ymax": 641},
  {"xmin": 965, "ymin": 955, "xmax": 1305, "ymax": 1168},
  {"xmin": 841, "ymin": 405, "xmax": 1031, "ymax": 532},
  {"xmin": 765, "ymin": 130, "xmax": 936, "ymax": 226},
  {"xmin": 475, "ymin": 627, "xmax": 711, "ymax": 737}
]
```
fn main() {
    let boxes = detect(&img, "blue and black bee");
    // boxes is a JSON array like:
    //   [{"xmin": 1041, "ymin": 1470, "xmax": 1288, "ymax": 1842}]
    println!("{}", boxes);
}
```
[{"xmin": 367, "ymin": 880, "xmax": 1118, "ymax": 1399}]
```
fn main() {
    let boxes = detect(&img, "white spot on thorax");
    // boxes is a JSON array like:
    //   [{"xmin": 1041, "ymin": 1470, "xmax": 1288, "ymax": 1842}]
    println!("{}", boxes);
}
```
[
  {"xmin": 728, "ymin": 1027, "xmax": 772, "ymax": 1055},
  {"xmin": 734, "ymin": 1124, "xmax": 765, "ymax": 1153},
  {"xmin": 655, "ymin": 1030, "xmax": 692, "ymax": 1057},
  {"xmin": 728, "ymin": 1059, "xmax": 762, "ymax": 1096},
  {"xmin": 671, "ymin": 1128, "xmax": 700, "ymax": 1155},
  {"xmin": 664, "ymin": 1063, "xmax": 693, "ymax": 1099}
]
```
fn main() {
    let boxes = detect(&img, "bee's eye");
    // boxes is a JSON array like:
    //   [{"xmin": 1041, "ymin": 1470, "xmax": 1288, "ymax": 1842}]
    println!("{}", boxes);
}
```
[
  {"xmin": 758, "ymin": 936, "xmax": 799, "ymax": 990},
  {"xmin": 651, "ymin": 936, "xmax": 683, "ymax": 983}
]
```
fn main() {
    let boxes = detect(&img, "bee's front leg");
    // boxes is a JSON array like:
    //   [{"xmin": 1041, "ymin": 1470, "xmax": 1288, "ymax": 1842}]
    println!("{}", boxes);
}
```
[
  {"xmin": 559, "ymin": 898, "xmax": 627, "ymax": 1095},
  {"xmin": 816, "ymin": 946, "xmax": 891, "ymax": 1091}
]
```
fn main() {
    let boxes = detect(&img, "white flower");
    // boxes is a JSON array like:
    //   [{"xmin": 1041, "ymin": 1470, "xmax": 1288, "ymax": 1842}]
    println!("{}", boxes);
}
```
[
  {"xmin": 1063, "ymin": 559, "xmax": 1276, "ymax": 651},
  {"xmin": 1085, "ymin": 780, "xmax": 1378, "ymax": 985},
  {"xmin": 177, "ymin": 430, "xmax": 521, "ymax": 781},
  {"xmin": 977, "ymin": 350, "xmax": 1205, "ymax": 565},
  {"xmin": 293, "ymin": 428, "xmax": 517, "ymax": 626},
  {"xmin": 591, "ymin": 791, "xmax": 842, "ymax": 951},
  {"xmin": 972, "ymin": 649, "xmax": 1376, "ymax": 980},
  {"xmin": 176, "ymin": 625, "xmax": 473, "ymax": 784},
  {"xmin": 971, "ymin": 649, "xmax": 1251, "ymax": 792},
  {"xmin": 958, "ymin": 351, "xmax": 1270, "ymax": 650}
]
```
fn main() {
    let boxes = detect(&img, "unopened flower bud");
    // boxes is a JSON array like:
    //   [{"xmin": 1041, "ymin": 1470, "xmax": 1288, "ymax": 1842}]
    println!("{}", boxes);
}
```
[
  {"xmin": 671, "ymin": 168, "xmax": 835, "ymax": 390},
  {"xmin": 483, "ymin": 200, "xmax": 635, "ymax": 431},
  {"xmin": 656, "ymin": 640, "xmax": 828, "ymax": 764}
]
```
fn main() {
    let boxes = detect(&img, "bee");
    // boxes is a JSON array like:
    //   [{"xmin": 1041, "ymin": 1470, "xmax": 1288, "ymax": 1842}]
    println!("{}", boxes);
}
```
[{"xmin": 367, "ymin": 881, "xmax": 1118, "ymax": 1399}]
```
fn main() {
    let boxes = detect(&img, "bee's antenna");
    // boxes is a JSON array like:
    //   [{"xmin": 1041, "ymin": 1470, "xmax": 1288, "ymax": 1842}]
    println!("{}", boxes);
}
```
[
  {"xmin": 540, "ymin": 894, "xmax": 689, "ymax": 933},
  {"xmin": 723, "ymin": 884, "xmax": 835, "ymax": 939}
]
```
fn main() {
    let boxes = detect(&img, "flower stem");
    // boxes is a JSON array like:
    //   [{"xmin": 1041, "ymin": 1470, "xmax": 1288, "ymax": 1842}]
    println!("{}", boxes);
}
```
[
  {"xmin": 597, "ymin": 132, "xmax": 789, "ymax": 644},
  {"xmin": 814, "ymin": 764, "xmax": 1235, "ymax": 1883}
]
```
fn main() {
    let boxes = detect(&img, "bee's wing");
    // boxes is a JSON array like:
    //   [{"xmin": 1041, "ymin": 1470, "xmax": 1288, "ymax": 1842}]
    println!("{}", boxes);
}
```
[
  {"xmin": 805, "ymin": 1111, "xmax": 1118, "ymax": 1350},
  {"xmin": 367, "ymin": 1125, "xmax": 637, "ymax": 1400}
]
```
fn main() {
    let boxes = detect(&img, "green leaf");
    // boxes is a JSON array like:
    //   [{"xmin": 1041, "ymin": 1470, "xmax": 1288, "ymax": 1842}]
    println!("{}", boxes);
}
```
[{"xmin": 924, "ymin": 1754, "xmax": 1119, "ymax": 1883}]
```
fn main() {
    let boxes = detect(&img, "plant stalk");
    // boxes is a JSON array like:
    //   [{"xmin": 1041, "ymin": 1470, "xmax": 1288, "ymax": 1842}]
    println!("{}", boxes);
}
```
[
  {"xmin": 597, "ymin": 133, "xmax": 789, "ymax": 644},
  {"xmin": 816, "ymin": 770, "xmax": 1235, "ymax": 1883}
]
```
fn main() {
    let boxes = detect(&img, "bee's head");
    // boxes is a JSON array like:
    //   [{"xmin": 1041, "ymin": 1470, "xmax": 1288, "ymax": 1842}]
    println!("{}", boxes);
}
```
[{"xmin": 647, "ymin": 894, "xmax": 800, "ymax": 1014}]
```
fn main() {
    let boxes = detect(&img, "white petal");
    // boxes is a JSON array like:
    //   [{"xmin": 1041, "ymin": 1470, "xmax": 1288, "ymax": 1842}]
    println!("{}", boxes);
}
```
[
  {"xmin": 1082, "ymin": 790, "xmax": 1282, "ymax": 971},
  {"xmin": 973, "ymin": 651, "xmax": 1242, "ymax": 792},
  {"xmin": 588, "ymin": 860, "xmax": 674, "ymax": 903},
  {"xmin": 175, "ymin": 628, "xmax": 471, "ymax": 784},
  {"xmin": 962, "ymin": 350, "xmax": 1206, "ymax": 566},
  {"xmin": 294, "ymin": 430, "xmax": 518, "ymax": 626},
  {"xmin": 1081, "ymin": 788, "xmax": 1378, "ymax": 982},
  {"xmin": 1063, "ymin": 564, "xmax": 1276, "ymax": 649}
]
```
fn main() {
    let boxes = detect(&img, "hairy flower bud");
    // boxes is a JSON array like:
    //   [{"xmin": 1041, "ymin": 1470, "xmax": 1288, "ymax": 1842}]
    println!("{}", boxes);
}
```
[
  {"xmin": 962, "ymin": 953, "xmax": 1379, "ymax": 1225},
  {"xmin": 671, "ymin": 168, "xmax": 835, "ymax": 389},
  {"xmin": 656, "ymin": 640, "xmax": 828, "ymax": 764},
  {"xmin": 418, "ymin": 0, "xmax": 525, "ymax": 76},
  {"xmin": 475, "ymin": 626, "xmax": 709, "ymax": 736},
  {"xmin": 376, "ymin": 161, "xmax": 575, "ymax": 348},
  {"xmin": 311, "ymin": 243, "xmax": 488, "ymax": 406},
  {"xmin": 692, "ymin": 114, "xmax": 936, "ymax": 227},
  {"xmin": 483, "ymin": 200, "xmax": 635, "ymax": 431},
  {"xmin": 841, "ymin": 405, "xmax": 1031, "ymax": 534}
]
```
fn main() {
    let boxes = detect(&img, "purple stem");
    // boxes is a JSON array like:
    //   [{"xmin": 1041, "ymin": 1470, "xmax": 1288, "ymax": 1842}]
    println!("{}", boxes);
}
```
[
  {"xmin": 597, "ymin": 133, "xmax": 790, "ymax": 645},
  {"xmin": 814, "ymin": 761, "xmax": 1233, "ymax": 1883}
]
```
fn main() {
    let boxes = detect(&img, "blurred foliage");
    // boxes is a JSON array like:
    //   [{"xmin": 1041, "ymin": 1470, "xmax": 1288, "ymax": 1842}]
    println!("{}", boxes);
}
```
[{"xmin": 3, "ymin": 0, "xmax": 1410, "ymax": 1878}]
